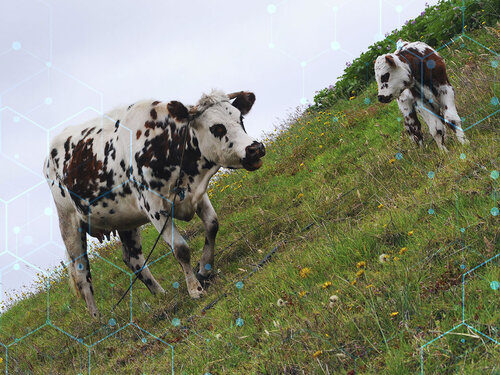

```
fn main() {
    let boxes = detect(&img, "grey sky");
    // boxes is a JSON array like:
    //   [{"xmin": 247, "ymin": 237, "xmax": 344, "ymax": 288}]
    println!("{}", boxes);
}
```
[{"xmin": 0, "ymin": 0, "xmax": 438, "ymax": 305}]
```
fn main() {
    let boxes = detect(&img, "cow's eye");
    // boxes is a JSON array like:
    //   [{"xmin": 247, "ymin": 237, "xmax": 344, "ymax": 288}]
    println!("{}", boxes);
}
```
[
  {"xmin": 381, "ymin": 72, "xmax": 390, "ymax": 83},
  {"xmin": 210, "ymin": 124, "xmax": 227, "ymax": 139}
]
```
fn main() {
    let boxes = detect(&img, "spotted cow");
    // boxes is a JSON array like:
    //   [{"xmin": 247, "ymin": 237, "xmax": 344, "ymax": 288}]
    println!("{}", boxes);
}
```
[
  {"xmin": 375, "ymin": 39, "xmax": 468, "ymax": 151},
  {"xmin": 44, "ymin": 90, "xmax": 265, "ymax": 318}
]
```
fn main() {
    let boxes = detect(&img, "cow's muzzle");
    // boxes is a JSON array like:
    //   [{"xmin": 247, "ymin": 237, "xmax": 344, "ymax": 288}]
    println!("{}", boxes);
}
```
[
  {"xmin": 378, "ymin": 94, "xmax": 393, "ymax": 103},
  {"xmin": 241, "ymin": 141, "xmax": 266, "ymax": 171}
]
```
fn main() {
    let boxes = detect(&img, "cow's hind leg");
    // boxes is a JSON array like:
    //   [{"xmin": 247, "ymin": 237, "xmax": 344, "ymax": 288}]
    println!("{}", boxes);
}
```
[
  {"xmin": 118, "ymin": 229, "xmax": 165, "ymax": 294},
  {"xmin": 437, "ymin": 84, "xmax": 468, "ymax": 145},
  {"xmin": 58, "ymin": 214, "xmax": 99, "ymax": 318},
  {"xmin": 417, "ymin": 106, "xmax": 448, "ymax": 152}
]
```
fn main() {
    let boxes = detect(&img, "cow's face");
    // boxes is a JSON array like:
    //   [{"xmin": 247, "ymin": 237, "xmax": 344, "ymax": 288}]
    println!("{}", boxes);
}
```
[
  {"xmin": 190, "ymin": 91, "xmax": 265, "ymax": 171},
  {"xmin": 375, "ymin": 54, "xmax": 412, "ymax": 103}
]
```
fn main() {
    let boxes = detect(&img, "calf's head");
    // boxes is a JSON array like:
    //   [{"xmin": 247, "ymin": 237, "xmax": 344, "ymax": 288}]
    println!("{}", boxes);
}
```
[
  {"xmin": 188, "ymin": 90, "xmax": 265, "ymax": 171},
  {"xmin": 375, "ymin": 54, "xmax": 413, "ymax": 103}
]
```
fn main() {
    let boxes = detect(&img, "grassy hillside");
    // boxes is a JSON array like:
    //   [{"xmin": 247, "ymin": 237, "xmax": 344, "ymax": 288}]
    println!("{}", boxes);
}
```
[{"xmin": 0, "ymin": 26, "xmax": 499, "ymax": 374}]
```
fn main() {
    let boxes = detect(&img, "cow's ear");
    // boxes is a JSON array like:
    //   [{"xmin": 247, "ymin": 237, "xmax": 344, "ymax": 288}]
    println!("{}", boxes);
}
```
[
  {"xmin": 385, "ymin": 55, "xmax": 396, "ymax": 68},
  {"xmin": 227, "ymin": 91, "xmax": 256, "ymax": 115},
  {"xmin": 167, "ymin": 101, "xmax": 189, "ymax": 122}
]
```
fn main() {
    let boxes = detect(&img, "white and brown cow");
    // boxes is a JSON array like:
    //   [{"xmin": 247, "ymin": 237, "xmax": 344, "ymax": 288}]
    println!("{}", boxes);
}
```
[
  {"xmin": 44, "ymin": 90, "xmax": 265, "ymax": 318},
  {"xmin": 375, "ymin": 39, "xmax": 468, "ymax": 151}
]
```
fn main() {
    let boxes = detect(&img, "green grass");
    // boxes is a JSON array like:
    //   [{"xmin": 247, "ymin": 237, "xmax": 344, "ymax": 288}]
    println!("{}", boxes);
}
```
[{"xmin": 0, "ymin": 26, "xmax": 499, "ymax": 374}]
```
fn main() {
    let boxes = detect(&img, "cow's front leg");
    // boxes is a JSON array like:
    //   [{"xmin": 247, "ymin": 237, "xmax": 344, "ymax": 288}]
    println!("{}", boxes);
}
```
[
  {"xmin": 118, "ymin": 228, "xmax": 165, "ymax": 295},
  {"xmin": 397, "ymin": 90, "xmax": 424, "ymax": 147},
  {"xmin": 437, "ymin": 85, "xmax": 468, "ymax": 145},
  {"xmin": 195, "ymin": 193, "xmax": 218, "ymax": 285},
  {"xmin": 150, "ymin": 211, "xmax": 204, "ymax": 298}
]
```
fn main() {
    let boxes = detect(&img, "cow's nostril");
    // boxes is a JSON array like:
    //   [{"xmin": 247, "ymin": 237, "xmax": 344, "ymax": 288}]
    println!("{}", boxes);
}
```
[
  {"xmin": 245, "ymin": 142, "xmax": 265, "ymax": 160},
  {"xmin": 246, "ymin": 147, "xmax": 256, "ymax": 157},
  {"xmin": 378, "ymin": 95, "xmax": 392, "ymax": 103},
  {"xmin": 257, "ymin": 143, "xmax": 266, "ymax": 157}
]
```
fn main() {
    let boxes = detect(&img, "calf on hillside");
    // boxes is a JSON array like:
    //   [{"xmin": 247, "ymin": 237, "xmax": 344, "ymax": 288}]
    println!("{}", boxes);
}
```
[
  {"xmin": 375, "ymin": 39, "xmax": 468, "ymax": 151},
  {"xmin": 44, "ymin": 90, "xmax": 266, "ymax": 318}
]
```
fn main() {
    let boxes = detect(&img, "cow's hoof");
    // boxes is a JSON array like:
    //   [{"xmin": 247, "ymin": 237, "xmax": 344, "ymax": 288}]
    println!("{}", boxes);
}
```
[
  {"xmin": 188, "ymin": 286, "xmax": 206, "ymax": 299},
  {"xmin": 196, "ymin": 272, "xmax": 216, "ymax": 289},
  {"xmin": 89, "ymin": 308, "xmax": 100, "ymax": 320}
]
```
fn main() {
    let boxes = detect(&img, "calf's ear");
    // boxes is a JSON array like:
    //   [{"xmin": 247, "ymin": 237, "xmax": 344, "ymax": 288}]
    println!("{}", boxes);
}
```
[
  {"xmin": 167, "ymin": 101, "xmax": 189, "ymax": 122},
  {"xmin": 227, "ymin": 91, "xmax": 256, "ymax": 115},
  {"xmin": 385, "ymin": 55, "xmax": 396, "ymax": 68}
]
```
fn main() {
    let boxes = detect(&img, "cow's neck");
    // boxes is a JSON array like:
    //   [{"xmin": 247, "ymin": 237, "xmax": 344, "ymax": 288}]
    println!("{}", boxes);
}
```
[{"xmin": 173, "ymin": 127, "xmax": 220, "ymax": 204}]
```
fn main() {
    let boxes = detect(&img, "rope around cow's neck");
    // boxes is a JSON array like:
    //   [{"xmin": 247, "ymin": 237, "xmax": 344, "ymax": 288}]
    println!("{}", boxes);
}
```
[{"xmin": 112, "ymin": 118, "xmax": 192, "ymax": 312}]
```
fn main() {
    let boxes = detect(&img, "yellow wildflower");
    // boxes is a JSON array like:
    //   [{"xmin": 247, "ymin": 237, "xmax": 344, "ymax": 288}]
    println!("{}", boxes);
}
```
[
  {"xmin": 355, "ymin": 269, "xmax": 365, "ymax": 277},
  {"xmin": 389, "ymin": 158, "xmax": 396, "ymax": 164},
  {"xmin": 366, "ymin": 284, "xmax": 374, "ymax": 288},
  {"xmin": 297, "ymin": 193, "xmax": 304, "ymax": 199},
  {"xmin": 299, "ymin": 291, "xmax": 307, "ymax": 298},
  {"xmin": 356, "ymin": 261, "xmax": 366, "ymax": 269},
  {"xmin": 351, "ymin": 279, "xmax": 357, "ymax": 285},
  {"xmin": 378, "ymin": 203, "xmax": 384, "ymax": 209},
  {"xmin": 299, "ymin": 267, "xmax": 312, "ymax": 278},
  {"xmin": 399, "ymin": 247, "xmax": 408, "ymax": 255},
  {"xmin": 349, "ymin": 96, "xmax": 356, "ymax": 100},
  {"xmin": 393, "ymin": 256, "xmax": 400, "ymax": 261},
  {"xmin": 390, "ymin": 311, "xmax": 399, "ymax": 317},
  {"xmin": 300, "ymin": 162, "xmax": 304, "ymax": 167},
  {"xmin": 313, "ymin": 350, "xmax": 323, "ymax": 358},
  {"xmin": 319, "ymin": 145, "xmax": 323, "ymax": 149},
  {"xmin": 408, "ymin": 230, "xmax": 414, "ymax": 236},
  {"xmin": 322, "ymin": 281, "xmax": 332, "ymax": 289}
]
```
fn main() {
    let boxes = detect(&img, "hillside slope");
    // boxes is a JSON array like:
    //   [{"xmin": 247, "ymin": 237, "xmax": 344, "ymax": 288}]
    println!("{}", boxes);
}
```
[{"xmin": 0, "ymin": 26, "xmax": 499, "ymax": 374}]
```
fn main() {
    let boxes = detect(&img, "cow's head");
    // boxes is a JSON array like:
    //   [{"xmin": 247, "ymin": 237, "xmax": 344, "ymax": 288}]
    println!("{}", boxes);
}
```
[
  {"xmin": 375, "ymin": 53, "xmax": 413, "ymax": 103},
  {"xmin": 186, "ymin": 90, "xmax": 266, "ymax": 171}
]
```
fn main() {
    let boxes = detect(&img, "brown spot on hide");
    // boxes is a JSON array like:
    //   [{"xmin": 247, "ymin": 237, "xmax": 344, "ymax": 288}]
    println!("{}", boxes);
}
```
[{"xmin": 167, "ymin": 101, "xmax": 189, "ymax": 121}]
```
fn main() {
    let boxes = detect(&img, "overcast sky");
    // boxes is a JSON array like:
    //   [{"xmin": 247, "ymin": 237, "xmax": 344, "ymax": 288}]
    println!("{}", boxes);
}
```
[{"xmin": 0, "ymin": 0, "xmax": 439, "ymax": 306}]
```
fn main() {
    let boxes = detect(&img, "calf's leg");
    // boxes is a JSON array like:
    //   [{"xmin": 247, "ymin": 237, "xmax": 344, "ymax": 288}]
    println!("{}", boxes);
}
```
[
  {"xmin": 397, "ymin": 90, "xmax": 424, "ymax": 147},
  {"xmin": 417, "ymin": 106, "xmax": 448, "ymax": 152},
  {"xmin": 437, "ymin": 85, "xmax": 468, "ymax": 145}
]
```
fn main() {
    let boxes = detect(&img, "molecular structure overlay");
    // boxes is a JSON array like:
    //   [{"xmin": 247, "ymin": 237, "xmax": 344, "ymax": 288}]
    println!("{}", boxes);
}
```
[{"xmin": 0, "ymin": 0, "xmax": 498, "ymax": 373}]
